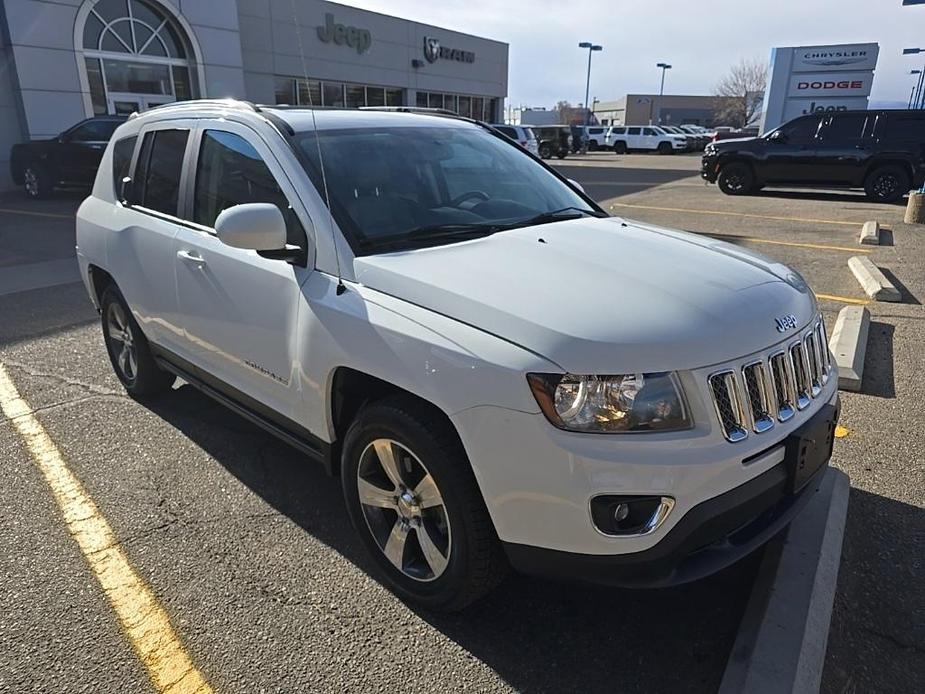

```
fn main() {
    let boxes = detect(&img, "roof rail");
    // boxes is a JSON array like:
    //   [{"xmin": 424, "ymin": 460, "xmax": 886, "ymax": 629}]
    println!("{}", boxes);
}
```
[
  {"xmin": 128, "ymin": 98, "xmax": 259, "ymax": 119},
  {"xmin": 358, "ymin": 106, "xmax": 464, "ymax": 118}
]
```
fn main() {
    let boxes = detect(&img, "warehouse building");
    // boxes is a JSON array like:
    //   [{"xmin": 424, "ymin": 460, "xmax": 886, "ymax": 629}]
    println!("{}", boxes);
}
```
[
  {"xmin": 593, "ymin": 94, "xmax": 725, "ymax": 127},
  {"xmin": 0, "ymin": 0, "xmax": 509, "ymax": 188}
]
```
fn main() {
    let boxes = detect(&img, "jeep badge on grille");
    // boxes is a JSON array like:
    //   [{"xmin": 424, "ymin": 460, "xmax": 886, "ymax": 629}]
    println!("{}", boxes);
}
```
[{"xmin": 775, "ymin": 314, "xmax": 799, "ymax": 332}]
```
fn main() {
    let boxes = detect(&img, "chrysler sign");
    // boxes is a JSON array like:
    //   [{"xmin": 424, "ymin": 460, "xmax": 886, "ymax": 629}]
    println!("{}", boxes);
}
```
[{"xmin": 760, "ymin": 43, "xmax": 879, "ymax": 132}]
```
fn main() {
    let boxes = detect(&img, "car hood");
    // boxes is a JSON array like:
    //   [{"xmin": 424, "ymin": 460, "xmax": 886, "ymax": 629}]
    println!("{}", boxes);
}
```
[
  {"xmin": 714, "ymin": 136, "xmax": 761, "ymax": 149},
  {"xmin": 352, "ymin": 217, "xmax": 817, "ymax": 374}
]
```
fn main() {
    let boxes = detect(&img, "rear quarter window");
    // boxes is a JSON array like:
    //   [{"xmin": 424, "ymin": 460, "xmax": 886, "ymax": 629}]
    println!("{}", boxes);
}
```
[
  {"xmin": 135, "ymin": 129, "xmax": 189, "ymax": 216},
  {"xmin": 111, "ymin": 135, "xmax": 136, "ymax": 197},
  {"xmin": 881, "ymin": 113, "xmax": 925, "ymax": 142}
]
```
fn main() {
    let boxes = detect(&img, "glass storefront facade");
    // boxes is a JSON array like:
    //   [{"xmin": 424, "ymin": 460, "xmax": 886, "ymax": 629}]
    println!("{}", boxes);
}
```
[
  {"xmin": 415, "ymin": 92, "xmax": 498, "ymax": 121},
  {"xmin": 274, "ymin": 76, "xmax": 403, "ymax": 108}
]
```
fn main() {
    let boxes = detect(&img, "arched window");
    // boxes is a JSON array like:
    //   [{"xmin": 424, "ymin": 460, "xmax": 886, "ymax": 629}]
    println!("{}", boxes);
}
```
[{"xmin": 78, "ymin": 0, "xmax": 198, "ymax": 116}]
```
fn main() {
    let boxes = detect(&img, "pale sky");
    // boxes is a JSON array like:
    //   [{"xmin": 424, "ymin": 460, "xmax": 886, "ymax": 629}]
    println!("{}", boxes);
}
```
[{"xmin": 347, "ymin": 0, "xmax": 923, "ymax": 109}]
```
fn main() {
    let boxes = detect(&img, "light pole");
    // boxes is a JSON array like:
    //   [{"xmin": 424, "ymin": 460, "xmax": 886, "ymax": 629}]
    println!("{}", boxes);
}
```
[
  {"xmin": 903, "ymin": 48, "xmax": 925, "ymax": 108},
  {"xmin": 579, "ymin": 42, "xmax": 602, "ymax": 152},
  {"xmin": 655, "ymin": 62, "xmax": 672, "ymax": 125}
]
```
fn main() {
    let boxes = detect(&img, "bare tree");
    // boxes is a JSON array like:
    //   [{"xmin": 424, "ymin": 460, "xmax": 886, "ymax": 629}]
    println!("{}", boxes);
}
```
[{"xmin": 713, "ymin": 58, "xmax": 768, "ymax": 128}]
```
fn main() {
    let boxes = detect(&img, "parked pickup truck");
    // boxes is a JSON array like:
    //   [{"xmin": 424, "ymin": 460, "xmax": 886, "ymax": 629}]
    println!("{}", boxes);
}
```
[
  {"xmin": 10, "ymin": 116, "xmax": 125, "ymax": 199},
  {"xmin": 76, "ymin": 100, "xmax": 839, "ymax": 611}
]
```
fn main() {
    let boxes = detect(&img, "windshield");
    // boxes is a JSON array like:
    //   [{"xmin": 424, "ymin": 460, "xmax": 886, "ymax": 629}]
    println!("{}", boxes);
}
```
[{"xmin": 295, "ymin": 125, "xmax": 598, "ymax": 253}]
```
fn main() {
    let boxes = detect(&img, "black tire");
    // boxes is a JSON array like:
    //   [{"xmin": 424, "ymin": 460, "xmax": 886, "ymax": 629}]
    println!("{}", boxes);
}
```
[
  {"xmin": 23, "ymin": 163, "xmax": 53, "ymax": 199},
  {"xmin": 341, "ymin": 395, "xmax": 507, "ymax": 611},
  {"xmin": 717, "ymin": 162, "xmax": 756, "ymax": 196},
  {"xmin": 588, "ymin": 140, "xmax": 599, "ymax": 152},
  {"xmin": 657, "ymin": 141, "xmax": 673, "ymax": 155},
  {"xmin": 864, "ymin": 165, "xmax": 910, "ymax": 203},
  {"xmin": 100, "ymin": 285, "xmax": 175, "ymax": 397},
  {"xmin": 613, "ymin": 141, "xmax": 628, "ymax": 154},
  {"xmin": 539, "ymin": 143, "xmax": 552, "ymax": 159}
]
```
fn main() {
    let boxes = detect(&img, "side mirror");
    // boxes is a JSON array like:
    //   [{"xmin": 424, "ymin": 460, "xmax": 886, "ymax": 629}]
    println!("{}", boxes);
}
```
[
  {"xmin": 567, "ymin": 178, "xmax": 586, "ymax": 194},
  {"xmin": 770, "ymin": 131, "xmax": 787, "ymax": 143},
  {"xmin": 215, "ymin": 203, "xmax": 286, "ymax": 251}
]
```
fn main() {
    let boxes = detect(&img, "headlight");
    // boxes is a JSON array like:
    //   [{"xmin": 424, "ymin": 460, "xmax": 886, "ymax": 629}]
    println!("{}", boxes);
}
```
[{"xmin": 527, "ymin": 372, "xmax": 692, "ymax": 433}]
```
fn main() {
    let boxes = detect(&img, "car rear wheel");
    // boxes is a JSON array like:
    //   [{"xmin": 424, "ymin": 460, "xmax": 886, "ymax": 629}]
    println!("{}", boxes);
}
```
[
  {"xmin": 342, "ymin": 396, "xmax": 507, "ymax": 611},
  {"xmin": 588, "ymin": 140, "xmax": 598, "ymax": 152},
  {"xmin": 657, "ymin": 141, "xmax": 673, "ymax": 155},
  {"xmin": 539, "ymin": 143, "xmax": 552, "ymax": 159},
  {"xmin": 23, "ymin": 164, "xmax": 53, "ymax": 199},
  {"xmin": 100, "ymin": 285, "xmax": 175, "ymax": 397},
  {"xmin": 613, "ymin": 141, "xmax": 627, "ymax": 154},
  {"xmin": 718, "ymin": 162, "xmax": 755, "ymax": 195},
  {"xmin": 864, "ymin": 165, "xmax": 910, "ymax": 203}
]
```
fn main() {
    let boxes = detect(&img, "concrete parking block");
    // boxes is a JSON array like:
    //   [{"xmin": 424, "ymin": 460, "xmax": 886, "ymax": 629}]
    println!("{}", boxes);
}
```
[
  {"xmin": 848, "ymin": 255, "xmax": 901, "ymax": 302},
  {"xmin": 719, "ymin": 468, "xmax": 850, "ymax": 694},
  {"xmin": 828, "ymin": 305, "xmax": 870, "ymax": 392},
  {"xmin": 858, "ymin": 221, "xmax": 880, "ymax": 245}
]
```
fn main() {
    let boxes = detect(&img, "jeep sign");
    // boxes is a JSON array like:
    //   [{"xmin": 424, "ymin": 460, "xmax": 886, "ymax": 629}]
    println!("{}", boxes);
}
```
[
  {"xmin": 760, "ymin": 42, "xmax": 879, "ymax": 132},
  {"xmin": 317, "ymin": 13, "xmax": 371, "ymax": 54}
]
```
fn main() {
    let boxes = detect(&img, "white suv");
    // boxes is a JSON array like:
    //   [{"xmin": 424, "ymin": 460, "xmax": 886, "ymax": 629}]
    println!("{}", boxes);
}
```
[
  {"xmin": 76, "ymin": 100, "xmax": 839, "ymax": 611},
  {"xmin": 607, "ymin": 125, "xmax": 688, "ymax": 154}
]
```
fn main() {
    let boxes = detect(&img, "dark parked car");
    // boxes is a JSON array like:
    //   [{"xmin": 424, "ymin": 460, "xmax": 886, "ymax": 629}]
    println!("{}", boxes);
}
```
[
  {"xmin": 702, "ymin": 110, "xmax": 924, "ymax": 202},
  {"xmin": 532, "ymin": 125, "xmax": 572, "ymax": 159},
  {"xmin": 10, "ymin": 116, "xmax": 126, "ymax": 199}
]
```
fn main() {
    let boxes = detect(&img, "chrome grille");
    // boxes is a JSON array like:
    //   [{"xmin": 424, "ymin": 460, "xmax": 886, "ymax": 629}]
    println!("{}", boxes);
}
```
[{"xmin": 709, "ymin": 317, "xmax": 832, "ymax": 442}]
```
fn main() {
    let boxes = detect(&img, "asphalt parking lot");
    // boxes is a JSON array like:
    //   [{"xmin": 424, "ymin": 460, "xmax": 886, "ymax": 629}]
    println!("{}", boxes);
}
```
[{"xmin": 1, "ymin": 156, "xmax": 922, "ymax": 693}]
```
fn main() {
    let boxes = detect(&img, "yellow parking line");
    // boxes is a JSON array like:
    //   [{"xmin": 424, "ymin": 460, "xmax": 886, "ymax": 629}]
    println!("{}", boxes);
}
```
[
  {"xmin": 702, "ymin": 233, "xmax": 873, "ymax": 254},
  {"xmin": 0, "ymin": 364, "xmax": 212, "ymax": 694},
  {"xmin": 814, "ymin": 292, "xmax": 871, "ymax": 306},
  {"xmin": 0, "ymin": 207, "xmax": 73, "ymax": 219},
  {"xmin": 610, "ymin": 201, "xmax": 860, "ymax": 227}
]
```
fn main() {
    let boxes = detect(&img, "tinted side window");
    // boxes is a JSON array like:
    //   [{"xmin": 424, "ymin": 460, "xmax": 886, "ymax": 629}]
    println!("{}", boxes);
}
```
[
  {"xmin": 194, "ymin": 130, "xmax": 305, "ymax": 246},
  {"xmin": 111, "ymin": 135, "xmax": 137, "ymax": 196},
  {"xmin": 612, "ymin": 127, "xmax": 626, "ymax": 135},
  {"xmin": 881, "ymin": 113, "xmax": 925, "ymax": 142},
  {"xmin": 496, "ymin": 126, "xmax": 516, "ymax": 139},
  {"xmin": 781, "ymin": 116, "xmax": 821, "ymax": 144},
  {"xmin": 136, "ymin": 129, "xmax": 188, "ymax": 216},
  {"xmin": 820, "ymin": 114, "xmax": 867, "ymax": 142},
  {"xmin": 627, "ymin": 127, "xmax": 641, "ymax": 135},
  {"xmin": 69, "ymin": 120, "xmax": 120, "ymax": 142},
  {"xmin": 643, "ymin": 127, "xmax": 658, "ymax": 136}
]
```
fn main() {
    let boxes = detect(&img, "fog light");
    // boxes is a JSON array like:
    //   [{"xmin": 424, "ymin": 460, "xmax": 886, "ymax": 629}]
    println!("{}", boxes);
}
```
[{"xmin": 590, "ymin": 495, "xmax": 675, "ymax": 536}]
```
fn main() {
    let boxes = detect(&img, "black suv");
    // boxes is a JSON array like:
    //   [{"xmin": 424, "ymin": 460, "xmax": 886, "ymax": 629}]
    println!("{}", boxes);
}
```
[
  {"xmin": 701, "ymin": 110, "xmax": 924, "ymax": 202},
  {"xmin": 10, "ymin": 116, "xmax": 126, "ymax": 199}
]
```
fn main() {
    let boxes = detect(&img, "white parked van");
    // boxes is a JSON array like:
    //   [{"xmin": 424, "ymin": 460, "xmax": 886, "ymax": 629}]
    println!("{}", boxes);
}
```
[{"xmin": 606, "ymin": 125, "xmax": 688, "ymax": 154}]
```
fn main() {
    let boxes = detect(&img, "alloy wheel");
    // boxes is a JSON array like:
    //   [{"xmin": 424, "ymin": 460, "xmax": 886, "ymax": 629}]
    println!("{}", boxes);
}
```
[
  {"xmin": 106, "ymin": 302, "xmax": 138, "ymax": 382},
  {"xmin": 356, "ymin": 439, "xmax": 451, "ymax": 582},
  {"xmin": 873, "ymin": 173, "xmax": 898, "ymax": 200}
]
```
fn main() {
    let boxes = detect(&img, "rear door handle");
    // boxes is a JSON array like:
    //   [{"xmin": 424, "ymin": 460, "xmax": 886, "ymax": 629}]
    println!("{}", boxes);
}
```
[{"xmin": 177, "ymin": 249, "xmax": 206, "ymax": 266}]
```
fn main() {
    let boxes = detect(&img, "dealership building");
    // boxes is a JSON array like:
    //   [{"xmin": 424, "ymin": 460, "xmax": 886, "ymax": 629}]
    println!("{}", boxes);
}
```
[{"xmin": 0, "ymin": 0, "xmax": 509, "ymax": 188}]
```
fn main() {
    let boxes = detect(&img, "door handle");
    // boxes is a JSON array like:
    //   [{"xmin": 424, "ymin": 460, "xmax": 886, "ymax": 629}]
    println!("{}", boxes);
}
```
[{"xmin": 177, "ymin": 249, "xmax": 206, "ymax": 266}]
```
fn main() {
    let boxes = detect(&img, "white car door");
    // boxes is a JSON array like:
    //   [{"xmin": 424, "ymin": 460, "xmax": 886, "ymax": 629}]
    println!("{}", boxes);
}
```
[
  {"xmin": 171, "ymin": 121, "xmax": 314, "ymax": 422},
  {"xmin": 642, "ymin": 127, "xmax": 661, "ymax": 150},
  {"xmin": 625, "ymin": 126, "xmax": 643, "ymax": 149},
  {"xmin": 108, "ymin": 120, "xmax": 197, "ymax": 352}
]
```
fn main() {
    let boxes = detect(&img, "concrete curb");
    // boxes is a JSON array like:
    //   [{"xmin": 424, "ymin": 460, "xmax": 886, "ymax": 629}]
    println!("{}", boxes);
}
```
[
  {"xmin": 858, "ymin": 221, "xmax": 880, "ymax": 246},
  {"xmin": 828, "ymin": 306, "xmax": 870, "ymax": 392},
  {"xmin": 848, "ymin": 255, "xmax": 901, "ymax": 302},
  {"xmin": 719, "ymin": 468, "xmax": 850, "ymax": 694}
]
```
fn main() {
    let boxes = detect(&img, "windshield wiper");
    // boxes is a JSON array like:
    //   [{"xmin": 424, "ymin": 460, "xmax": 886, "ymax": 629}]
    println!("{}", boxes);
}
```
[
  {"xmin": 504, "ymin": 206, "xmax": 607, "ymax": 230},
  {"xmin": 358, "ymin": 223, "xmax": 504, "ymax": 250}
]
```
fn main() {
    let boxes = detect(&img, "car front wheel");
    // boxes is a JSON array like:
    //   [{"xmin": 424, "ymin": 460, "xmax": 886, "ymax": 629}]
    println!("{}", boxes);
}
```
[
  {"xmin": 100, "ymin": 285, "xmax": 175, "ymax": 397},
  {"xmin": 717, "ymin": 162, "xmax": 756, "ymax": 195},
  {"xmin": 864, "ymin": 165, "xmax": 910, "ymax": 203},
  {"xmin": 613, "ymin": 141, "xmax": 628, "ymax": 154},
  {"xmin": 342, "ymin": 396, "xmax": 507, "ymax": 611}
]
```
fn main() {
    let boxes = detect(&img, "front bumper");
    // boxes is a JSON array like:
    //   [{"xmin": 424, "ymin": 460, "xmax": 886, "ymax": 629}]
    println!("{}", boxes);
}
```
[{"xmin": 503, "ymin": 434, "xmax": 831, "ymax": 588}]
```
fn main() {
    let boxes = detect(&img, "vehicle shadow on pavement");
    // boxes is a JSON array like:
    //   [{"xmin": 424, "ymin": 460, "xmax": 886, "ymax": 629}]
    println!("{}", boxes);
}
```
[
  {"xmin": 0, "ymin": 285, "xmax": 97, "ymax": 348},
  {"xmin": 822, "ymin": 488, "xmax": 925, "ymax": 694},
  {"xmin": 752, "ymin": 189, "xmax": 905, "ymax": 208},
  {"xmin": 143, "ymin": 383, "xmax": 758, "ymax": 694},
  {"xmin": 860, "ymin": 322, "xmax": 896, "ymax": 399}
]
